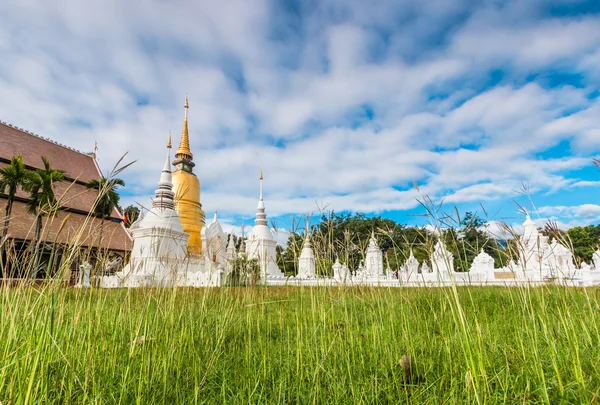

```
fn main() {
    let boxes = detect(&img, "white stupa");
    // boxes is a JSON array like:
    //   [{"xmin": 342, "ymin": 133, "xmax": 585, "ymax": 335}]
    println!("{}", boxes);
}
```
[
  {"xmin": 333, "ymin": 256, "xmax": 351, "ymax": 283},
  {"xmin": 297, "ymin": 219, "xmax": 316, "ymax": 279},
  {"xmin": 246, "ymin": 170, "xmax": 284, "ymax": 279},
  {"xmin": 102, "ymin": 137, "xmax": 190, "ymax": 287},
  {"xmin": 365, "ymin": 231, "xmax": 385, "ymax": 278},
  {"xmin": 202, "ymin": 210, "xmax": 227, "ymax": 266},
  {"xmin": 430, "ymin": 240, "xmax": 454, "ymax": 280},
  {"xmin": 226, "ymin": 232, "xmax": 237, "ymax": 262}
]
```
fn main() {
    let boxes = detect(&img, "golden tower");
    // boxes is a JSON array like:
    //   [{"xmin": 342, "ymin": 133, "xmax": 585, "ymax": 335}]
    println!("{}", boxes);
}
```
[{"xmin": 172, "ymin": 97, "xmax": 205, "ymax": 254}]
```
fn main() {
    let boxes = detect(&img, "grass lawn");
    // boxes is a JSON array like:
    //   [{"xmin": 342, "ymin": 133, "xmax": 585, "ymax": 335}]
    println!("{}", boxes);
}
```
[{"xmin": 1, "ymin": 285, "xmax": 599, "ymax": 403}]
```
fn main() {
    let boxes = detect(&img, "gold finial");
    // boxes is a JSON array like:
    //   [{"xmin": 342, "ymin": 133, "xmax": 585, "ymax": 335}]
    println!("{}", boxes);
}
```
[
  {"xmin": 167, "ymin": 132, "xmax": 172, "ymax": 148},
  {"xmin": 260, "ymin": 168, "xmax": 263, "ymax": 180},
  {"xmin": 175, "ymin": 96, "xmax": 193, "ymax": 159}
]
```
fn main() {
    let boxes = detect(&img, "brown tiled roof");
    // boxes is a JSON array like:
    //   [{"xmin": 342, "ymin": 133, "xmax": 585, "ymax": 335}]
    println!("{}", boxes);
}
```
[
  {"xmin": 0, "ymin": 121, "xmax": 132, "ymax": 251},
  {"xmin": 0, "ymin": 121, "xmax": 98, "ymax": 181},
  {"xmin": 0, "ymin": 200, "xmax": 132, "ymax": 251}
]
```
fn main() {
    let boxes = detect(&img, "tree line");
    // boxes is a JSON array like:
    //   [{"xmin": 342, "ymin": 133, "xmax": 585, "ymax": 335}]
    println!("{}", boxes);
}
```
[{"xmin": 276, "ymin": 211, "xmax": 600, "ymax": 276}]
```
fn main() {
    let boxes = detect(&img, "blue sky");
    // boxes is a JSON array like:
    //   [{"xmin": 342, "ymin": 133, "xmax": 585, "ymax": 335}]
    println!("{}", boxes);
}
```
[{"xmin": 1, "ymin": 0, "xmax": 600, "ymax": 238}]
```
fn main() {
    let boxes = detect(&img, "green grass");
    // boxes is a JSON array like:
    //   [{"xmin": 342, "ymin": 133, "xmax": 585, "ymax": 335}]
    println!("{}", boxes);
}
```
[{"xmin": 1, "ymin": 285, "xmax": 600, "ymax": 404}]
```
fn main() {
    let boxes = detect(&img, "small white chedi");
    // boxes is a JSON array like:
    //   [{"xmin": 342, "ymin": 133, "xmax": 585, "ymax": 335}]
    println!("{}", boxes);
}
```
[
  {"xmin": 297, "ymin": 222, "xmax": 316, "ymax": 279},
  {"xmin": 246, "ymin": 170, "xmax": 285, "ymax": 280},
  {"xmin": 353, "ymin": 231, "xmax": 386, "ymax": 281}
]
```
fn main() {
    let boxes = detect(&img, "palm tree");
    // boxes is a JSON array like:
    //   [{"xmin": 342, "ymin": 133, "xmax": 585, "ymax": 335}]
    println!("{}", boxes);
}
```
[
  {"xmin": 0, "ymin": 155, "xmax": 33, "ymax": 243},
  {"xmin": 86, "ymin": 177, "xmax": 125, "ymax": 245},
  {"xmin": 24, "ymin": 157, "xmax": 65, "ymax": 257},
  {"xmin": 0, "ymin": 154, "xmax": 34, "ymax": 274}
]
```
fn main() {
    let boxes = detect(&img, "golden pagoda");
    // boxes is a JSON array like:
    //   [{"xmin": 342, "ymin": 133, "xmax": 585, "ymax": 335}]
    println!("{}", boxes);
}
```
[{"xmin": 172, "ymin": 97, "xmax": 205, "ymax": 254}]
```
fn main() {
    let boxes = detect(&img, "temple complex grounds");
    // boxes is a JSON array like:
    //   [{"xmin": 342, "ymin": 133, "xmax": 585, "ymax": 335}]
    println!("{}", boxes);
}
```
[{"xmin": 2, "ymin": 285, "xmax": 599, "ymax": 403}]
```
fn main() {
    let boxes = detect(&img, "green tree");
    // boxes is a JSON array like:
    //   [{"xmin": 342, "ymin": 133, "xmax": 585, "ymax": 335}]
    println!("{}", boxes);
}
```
[
  {"xmin": 86, "ymin": 177, "xmax": 125, "ymax": 244},
  {"xmin": 0, "ymin": 155, "xmax": 35, "ymax": 274},
  {"xmin": 442, "ymin": 211, "xmax": 500, "ymax": 272},
  {"xmin": 122, "ymin": 204, "xmax": 140, "ymax": 227},
  {"xmin": 23, "ymin": 157, "xmax": 65, "ymax": 264},
  {"xmin": 311, "ymin": 212, "xmax": 406, "ymax": 271},
  {"xmin": 277, "ymin": 232, "xmax": 303, "ymax": 276},
  {"xmin": 0, "ymin": 155, "xmax": 34, "ymax": 243},
  {"xmin": 565, "ymin": 226, "xmax": 598, "ymax": 264}
]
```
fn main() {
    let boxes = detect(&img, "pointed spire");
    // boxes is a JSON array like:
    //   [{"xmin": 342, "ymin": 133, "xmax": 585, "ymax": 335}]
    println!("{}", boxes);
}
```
[
  {"xmin": 255, "ymin": 169, "xmax": 267, "ymax": 226},
  {"xmin": 213, "ymin": 209, "xmax": 218, "ymax": 223},
  {"xmin": 153, "ymin": 138, "xmax": 176, "ymax": 210},
  {"xmin": 239, "ymin": 221, "xmax": 246, "ymax": 254},
  {"xmin": 175, "ymin": 96, "xmax": 193, "ymax": 160},
  {"xmin": 305, "ymin": 212, "xmax": 310, "ymax": 239},
  {"xmin": 162, "ymin": 135, "xmax": 172, "ymax": 173},
  {"xmin": 301, "ymin": 213, "xmax": 312, "ymax": 250},
  {"xmin": 259, "ymin": 168, "xmax": 263, "ymax": 201}
]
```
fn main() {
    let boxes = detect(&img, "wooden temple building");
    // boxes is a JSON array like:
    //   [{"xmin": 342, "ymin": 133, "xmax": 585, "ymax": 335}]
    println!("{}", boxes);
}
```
[{"xmin": 0, "ymin": 120, "xmax": 133, "ymax": 279}]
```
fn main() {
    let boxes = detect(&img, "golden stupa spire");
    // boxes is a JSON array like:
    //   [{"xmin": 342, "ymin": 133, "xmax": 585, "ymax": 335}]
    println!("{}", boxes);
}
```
[
  {"xmin": 259, "ymin": 168, "xmax": 263, "ymax": 200},
  {"xmin": 175, "ymin": 96, "xmax": 193, "ymax": 159}
]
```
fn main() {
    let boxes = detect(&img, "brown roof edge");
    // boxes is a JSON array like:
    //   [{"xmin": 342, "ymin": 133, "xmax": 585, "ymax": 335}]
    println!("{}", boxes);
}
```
[
  {"xmin": 0, "ymin": 120, "xmax": 93, "ymax": 158},
  {"xmin": 0, "ymin": 119, "xmax": 130, "ymax": 223}
]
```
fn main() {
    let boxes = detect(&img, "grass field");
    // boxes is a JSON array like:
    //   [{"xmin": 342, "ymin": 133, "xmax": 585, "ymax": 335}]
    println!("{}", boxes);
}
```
[{"xmin": 1, "ymin": 285, "xmax": 599, "ymax": 404}]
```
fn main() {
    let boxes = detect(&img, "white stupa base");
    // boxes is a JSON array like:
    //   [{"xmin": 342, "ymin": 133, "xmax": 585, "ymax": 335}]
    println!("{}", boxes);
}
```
[{"xmin": 98, "ymin": 258, "xmax": 224, "ymax": 288}]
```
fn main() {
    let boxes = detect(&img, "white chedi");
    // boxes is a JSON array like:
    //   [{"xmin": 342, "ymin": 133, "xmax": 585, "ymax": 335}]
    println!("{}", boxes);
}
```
[
  {"xmin": 297, "ymin": 224, "xmax": 316, "ymax": 279},
  {"xmin": 399, "ymin": 249, "xmax": 420, "ymax": 283},
  {"xmin": 333, "ymin": 257, "xmax": 351, "ymax": 283},
  {"xmin": 365, "ymin": 231, "xmax": 385, "ymax": 278},
  {"xmin": 203, "ymin": 211, "xmax": 227, "ymax": 266},
  {"xmin": 547, "ymin": 239, "xmax": 576, "ymax": 278},
  {"xmin": 245, "ymin": 171, "xmax": 284, "ymax": 279},
  {"xmin": 225, "ymin": 233, "xmax": 237, "ymax": 261},
  {"xmin": 470, "ymin": 249, "xmax": 495, "ymax": 273},
  {"xmin": 104, "ymin": 142, "xmax": 190, "ymax": 287},
  {"xmin": 518, "ymin": 214, "xmax": 550, "ymax": 277},
  {"xmin": 468, "ymin": 249, "xmax": 495, "ymax": 283},
  {"xmin": 401, "ymin": 250, "xmax": 420, "ymax": 274},
  {"xmin": 431, "ymin": 240, "xmax": 454, "ymax": 277}
]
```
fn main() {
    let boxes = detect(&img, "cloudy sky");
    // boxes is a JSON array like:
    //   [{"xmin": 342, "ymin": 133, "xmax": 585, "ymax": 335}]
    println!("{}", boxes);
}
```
[{"xmin": 1, "ymin": 0, "xmax": 600, "ymax": 235}]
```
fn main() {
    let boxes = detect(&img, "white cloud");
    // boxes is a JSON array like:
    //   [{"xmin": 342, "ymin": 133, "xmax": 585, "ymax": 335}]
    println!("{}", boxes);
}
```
[
  {"xmin": 1, "ymin": 0, "xmax": 600, "ymax": 226},
  {"xmin": 538, "ymin": 204, "xmax": 600, "ymax": 221}
]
